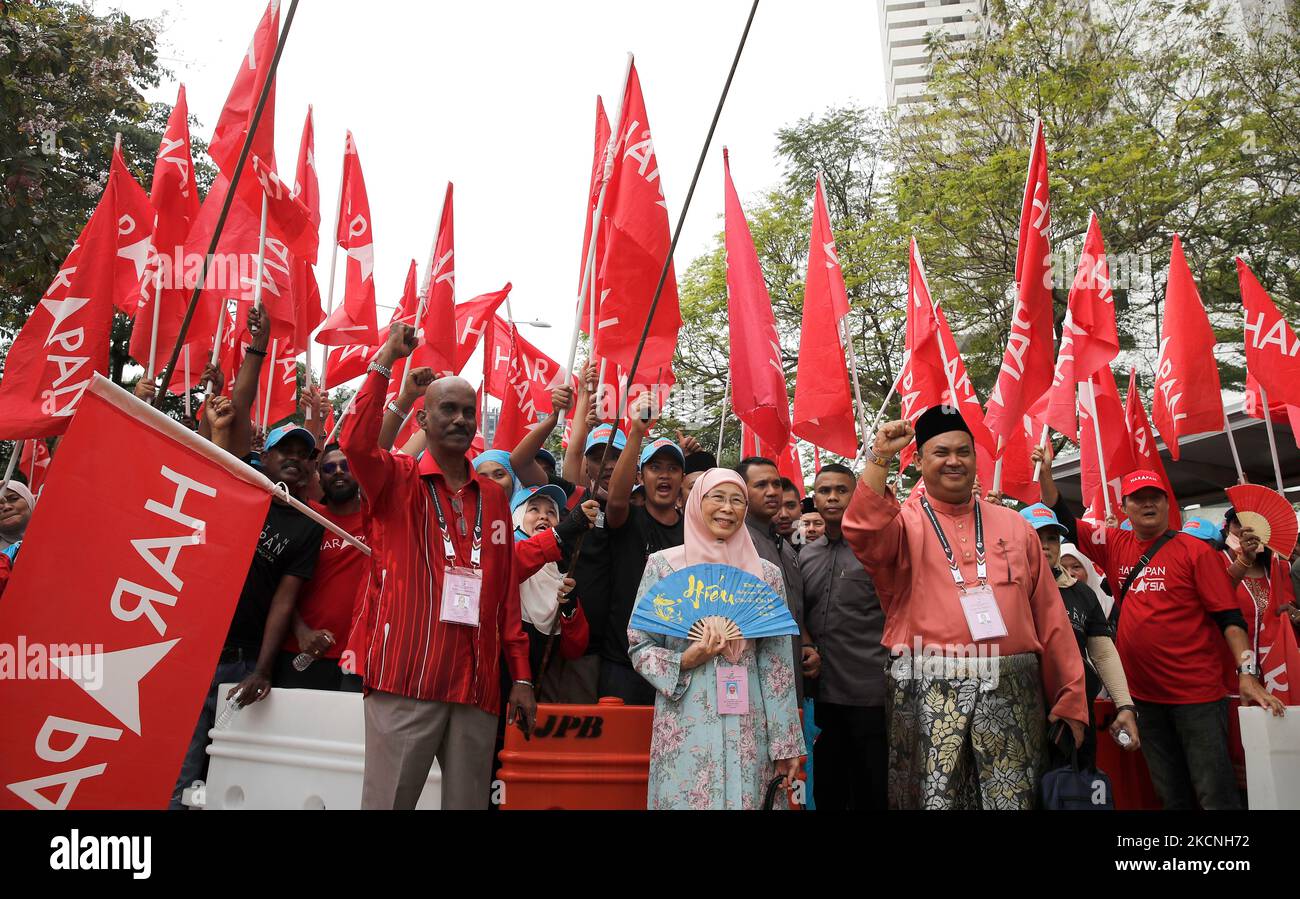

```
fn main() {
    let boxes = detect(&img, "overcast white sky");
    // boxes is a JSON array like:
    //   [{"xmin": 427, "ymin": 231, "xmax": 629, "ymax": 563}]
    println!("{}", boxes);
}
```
[{"xmin": 98, "ymin": 0, "xmax": 886, "ymax": 379}]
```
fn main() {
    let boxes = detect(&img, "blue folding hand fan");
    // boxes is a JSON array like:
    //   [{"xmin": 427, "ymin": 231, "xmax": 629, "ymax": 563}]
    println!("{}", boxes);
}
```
[{"xmin": 630, "ymin": 563, "xmax": 800, "ymax": 641}]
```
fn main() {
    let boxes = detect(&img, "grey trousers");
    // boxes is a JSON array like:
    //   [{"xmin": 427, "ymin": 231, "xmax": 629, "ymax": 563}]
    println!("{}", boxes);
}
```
[{"xmin": 361, "ymin": 691, "xmax": 498, "ymax": 810}]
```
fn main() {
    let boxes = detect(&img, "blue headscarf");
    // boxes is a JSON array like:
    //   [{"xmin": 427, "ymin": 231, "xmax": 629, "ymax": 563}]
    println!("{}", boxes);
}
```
[{"xmin": 472, "ymin": 450, "xmax": 520, "ymax": 494}]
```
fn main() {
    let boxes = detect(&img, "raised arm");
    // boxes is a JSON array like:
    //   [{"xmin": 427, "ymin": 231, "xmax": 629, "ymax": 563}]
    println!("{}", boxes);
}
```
[
  {"xmin": 342, "ymin": 322, "xmax": 417, "ymax": 509},
  {"xmin": 562, "ymin": 361, "xmax": 598, "ymax": 483},
  {"xmin": 510, "ymin": 383, "xmax": 574, "ymax": 487},
  {"xmin": 227, "ymin": 305, "xmax": 271, "ymax": 458},
  {"xmin": 378, "ymin": 366, "xmax": 434, "ymax": 451},
  {"xmin": 605, "ymin": 392, "xmax": 655, "ymax": 530}
]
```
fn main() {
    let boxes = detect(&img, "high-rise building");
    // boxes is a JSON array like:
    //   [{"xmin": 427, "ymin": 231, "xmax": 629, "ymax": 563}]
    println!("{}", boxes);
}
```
[{"xmin": 878, "ymin": 0, "xmax": 986, "ymax": 108}]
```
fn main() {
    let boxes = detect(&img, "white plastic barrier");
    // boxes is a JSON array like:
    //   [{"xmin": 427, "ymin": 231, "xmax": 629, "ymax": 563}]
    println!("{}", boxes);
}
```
[
  {"xmin": 202, "ymin": 686, "xmax": 441, "ymax": 810},
  {"xmin": 1239, "ymin": 706, "xmax": 1300, "ymax": 810}
]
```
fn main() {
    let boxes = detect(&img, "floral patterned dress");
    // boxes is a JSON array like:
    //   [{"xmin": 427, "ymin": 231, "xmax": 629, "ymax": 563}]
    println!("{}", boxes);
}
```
[{"xmin": 628, "ymin": 552, "xmax": 806, "ymax": 810}]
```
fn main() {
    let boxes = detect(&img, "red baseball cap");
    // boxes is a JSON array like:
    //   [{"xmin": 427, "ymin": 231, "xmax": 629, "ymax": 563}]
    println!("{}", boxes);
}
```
[{"xmin": 1121, "ymin": 470, "xmax": 1167, "ymax": 498}]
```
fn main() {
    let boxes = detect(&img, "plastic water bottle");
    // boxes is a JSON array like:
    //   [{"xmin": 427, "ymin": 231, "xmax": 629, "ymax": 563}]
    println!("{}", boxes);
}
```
[
  {"xmin": 214, "ymin": 691, "xmax": 243, "ymax": 730},
  {"xmin": 1117, "ymin": 729, "xmax": 1132, "ymax": 747},
  {"xmin": 595, "ymin": 510, "xmax": 606, "ymax": 529},
  {"xmin": 292, "ymin": 651, "xmax": 316, "ymax": 672}
]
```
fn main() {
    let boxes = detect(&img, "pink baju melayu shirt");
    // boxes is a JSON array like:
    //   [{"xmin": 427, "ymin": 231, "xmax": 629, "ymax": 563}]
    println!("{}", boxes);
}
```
[{"xmin": 842, "ymin": 482, "xmax": 1088, "ymax": 724}]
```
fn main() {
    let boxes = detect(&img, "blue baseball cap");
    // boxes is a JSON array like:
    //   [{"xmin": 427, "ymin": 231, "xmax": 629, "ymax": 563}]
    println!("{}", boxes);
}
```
[
  {"xmin": 639, "ymin": 437, "xmax": 685, "ymax": 468},
  {"xmin": 1182, "ymin": 517, "xmax": 1220, "ymax": 542},
  {"xmin": 265, "ymin": 425, "xmax": 316, "ymax": 454},
  {"xmin": 1120, "ymin": 519, "xmax": 1133, "ymax": 531},
  {"xmin": 584, "ymin": 424, "xmax": 627, "ymax": 455},
  {"xmin": 510, "ymin": 484, "xmax": 568, "ymax": 513},
  {"xmin": 1020, "ymin": 503, "xmax": 1067, "ymax": 535}
]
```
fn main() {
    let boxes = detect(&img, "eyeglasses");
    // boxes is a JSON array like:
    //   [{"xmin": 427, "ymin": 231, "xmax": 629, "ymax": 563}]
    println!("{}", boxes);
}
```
[
  {"xmin": 702, "ymin": 492, "xmax": 748, "ymax": 510},
  {"xmin": 321, "ymin": 460, "xmax": 350, "ymax": 475}
]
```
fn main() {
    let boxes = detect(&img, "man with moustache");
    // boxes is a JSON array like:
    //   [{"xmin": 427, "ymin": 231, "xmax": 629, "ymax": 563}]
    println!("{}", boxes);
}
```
[
  {"xmin": 842, "ymin": 406, "xmax": 1087, "ymax": 809},
  {"xmin": 171, "ymin": 398, "xmax": 324, "ymax": 808},
  {"xmin": 801, "ymin": 463, "xmax": 888, "ymax": 810},
  {"xmin": 343, "ymin": 322, "xmax": 534, "ymax": 810},
  {"xmin": 775, "ymin": 478, "xmax": 802, "ymax": 543},
  {"xmin": 275, "ymin": 443, "xmax": 369, "ymax": 692}
]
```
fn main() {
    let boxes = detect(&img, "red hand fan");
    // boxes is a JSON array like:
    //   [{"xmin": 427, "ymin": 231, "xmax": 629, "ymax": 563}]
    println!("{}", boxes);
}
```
[{"xmin": 1225, "ymin": 484, "xmax": 1299, "ymax": 557}]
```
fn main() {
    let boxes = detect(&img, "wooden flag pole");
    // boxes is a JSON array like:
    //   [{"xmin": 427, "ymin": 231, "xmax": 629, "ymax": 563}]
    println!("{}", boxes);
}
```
[
  {"xmin": 1258, "ymin": 384, "xmax": 1285, "ymax": 492},
  {"xmin": 154, "ymin": 0, "xmax": 301, "ymax": 405}
]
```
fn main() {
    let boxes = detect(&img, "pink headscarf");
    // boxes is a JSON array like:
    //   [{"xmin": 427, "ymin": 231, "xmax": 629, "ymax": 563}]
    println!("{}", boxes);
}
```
[
  {"xmin": 660, "ymin": 468, "xmax": 764, "ymax": 577},
  {"xmin": 660, "ymin": 469, "xmax": 763, "ymax": 663}
]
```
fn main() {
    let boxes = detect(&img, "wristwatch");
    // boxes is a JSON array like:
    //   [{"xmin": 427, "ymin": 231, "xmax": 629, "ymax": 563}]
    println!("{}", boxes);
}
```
[
  {"xmin": 367, "ymin": 360, "xmax": 393, "ymax": 379},
  {"xmin": 1237, "ymin": 660, "xmax": 1260, "ymax": 677},
  {"xmin": 867, "ymin": 449, "xmax": 892, "ymax": 469}
]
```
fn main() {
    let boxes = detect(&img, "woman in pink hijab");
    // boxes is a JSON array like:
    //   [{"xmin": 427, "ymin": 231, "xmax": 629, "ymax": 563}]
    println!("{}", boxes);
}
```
[{"xmin": 628, "ymin": 468, "xmax": 805, "ymax": 809}]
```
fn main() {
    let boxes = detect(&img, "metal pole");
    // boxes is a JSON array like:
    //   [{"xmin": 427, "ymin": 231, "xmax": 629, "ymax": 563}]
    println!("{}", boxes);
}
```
[
  {"xmin": 1223, "ymin": 409, "xmax": 1246, "ymax": 485},
  {"xmin": 146, "ymin": 271, "xmax": 162, "ymax": 380},
  {"xmin": 1259, "ymin": 384, "xmax": 1285, "ymax": 492}
]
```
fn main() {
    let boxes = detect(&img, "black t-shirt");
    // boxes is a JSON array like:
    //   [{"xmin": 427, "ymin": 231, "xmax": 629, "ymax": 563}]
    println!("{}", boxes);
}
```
[
  {"xmin": 225, "ymin": 501, "xmax": 324, "ymax": 654},
  {"xmin": 601, "ymin": 506, "xmax": 684, "ymax": 667},
  {"xmin": 1058, "ymin": 575, "xmax": 1113, "ymax": 701}
]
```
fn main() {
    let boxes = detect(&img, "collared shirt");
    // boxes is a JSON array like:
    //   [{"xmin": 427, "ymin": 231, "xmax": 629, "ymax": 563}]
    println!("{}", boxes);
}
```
[
  {"xmin": 341, "ymin": 371, "xmax": 529, "ymax": 714},
  {"xmin": 746, "ymin": 517, "xmax": 806, "ymax": 700},
  {"xmin": 801, "ymin": 534, "xmax": 887, "ymax": 707},
  {"xmin": 841, "ymin": 483, "xmax": 1087, "ymax": 724}
]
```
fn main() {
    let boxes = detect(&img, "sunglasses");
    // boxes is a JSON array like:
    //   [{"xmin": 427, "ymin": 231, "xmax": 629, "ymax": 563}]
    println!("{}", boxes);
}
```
[{"xmin": 320, "ymin": 460, "xmax": 351, "ymax": 475}]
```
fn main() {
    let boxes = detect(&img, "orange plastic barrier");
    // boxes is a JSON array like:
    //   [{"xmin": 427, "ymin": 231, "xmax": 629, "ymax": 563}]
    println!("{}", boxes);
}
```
[{"xmin": 498, "ymin": 698, "xmax": 652, "ymax": 810}]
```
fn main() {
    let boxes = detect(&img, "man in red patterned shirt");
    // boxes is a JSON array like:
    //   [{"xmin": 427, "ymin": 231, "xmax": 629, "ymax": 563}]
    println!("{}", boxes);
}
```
[{"xmin": 343, "ymin": 322, "xmax": 535, "ymax": 810}]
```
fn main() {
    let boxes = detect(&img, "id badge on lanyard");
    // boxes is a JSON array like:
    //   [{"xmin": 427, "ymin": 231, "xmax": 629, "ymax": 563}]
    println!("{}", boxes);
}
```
[
  {"xmin": 716, "ymin": 663, "xmax": 749, "ymax": 715},
  {"xmin": 429, "ymin": 481, "xmax": 484, "ymax": 627},
  {"xmin": 919, "ymin": 497, "xmax": 1009, "ymax": 643}
]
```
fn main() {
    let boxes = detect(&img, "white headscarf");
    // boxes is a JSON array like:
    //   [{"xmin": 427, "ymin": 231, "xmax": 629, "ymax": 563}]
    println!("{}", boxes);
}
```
[
  {"xmin": 1060, "ymin": 541, "xmax": 1112, "ymax": 618},
  {"xmin": 514, "ymin": 495, "xmax": 567, "ymax": 635},
  {"xmin": 0, "ymin": 482, "xmax": 36, "ymax": 550}
]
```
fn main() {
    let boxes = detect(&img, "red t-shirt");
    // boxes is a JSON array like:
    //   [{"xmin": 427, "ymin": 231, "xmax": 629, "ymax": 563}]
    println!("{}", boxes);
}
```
[
  {"xmin": 1075, "ymin": 520, "xmax": 1238, "ymax": 704},
  {"xmin": 283, "ymin": 503, "xmax": 369, "ymax": 659}
]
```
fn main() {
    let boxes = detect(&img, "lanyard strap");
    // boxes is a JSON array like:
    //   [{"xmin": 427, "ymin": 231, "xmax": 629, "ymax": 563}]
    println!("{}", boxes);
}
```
[
  {"xmin": 426, "ymin": 480, "xmax": 483, "ymax": 568},
  {"xmin": 919, "ymin": 495, "xmax": 986, "ymax": 589}
]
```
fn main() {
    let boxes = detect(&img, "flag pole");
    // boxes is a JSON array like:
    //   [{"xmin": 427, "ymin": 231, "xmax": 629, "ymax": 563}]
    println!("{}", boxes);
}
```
[
  {"xmin": 1223, "ymin": 409, "xmax": 1246, "ymax": 485},
  {"xmin": 560, "ymin": 53, "xmax": 635, "ymax": 433},
  {"xmin": 27, "ymin": 439, "xmax": 37, "ymax": 485},
  {"xmin": 252, "ymin": 193, "xmax": 269, "ymax": 314},
  {"xmin": 325, "ymin": 392, "xmax": 356, "ymax": 445},
  {"xmin": 314, "ymin": 152, "xmax": 348, "ymax": 386},
  {"xmin": 992, "ymin": 438, "xmax": 1006, "ymax": 493},
  {"xmin": 870, "ymin": 363, "xmax": 905, "ymax": 434},
  {"xmin": 183, "ymin": 345, "xmax": 192, "ymax": 420},
  {"xmin": 154, "ymin": 0, "xmax": 301, "ymax": 406},
  {"xmin": 1030, "ymin": 423, "xmax": 1051, "ymax": 481},
  {"xmin": 1258, "ymin": 384, "xmax": 1285, "ymax": 492},
  {"xmin": 260, "ymin": 339, "xmax": 278, "ymax": 433},
  {"xmin": 0, "ymin": 443, "xmax": 19, "ymax": 500},
  {"xmin": 841, "ymin": 316, "xmax": 870, "ymax": 451},
  {"xmin": 1085, "ymin": 378, "xmax": 1113, "ymax": 519},
  {"xmin": 414, "ymin": 185, "xmax": 448, "ymax": 349},
  {"xmin": 717, "ymin": 367, "xmax": 731, "ymax": 454},
  {"xmin": 146, "ymin": 270, "xmax": 163, "ymax": 380}
]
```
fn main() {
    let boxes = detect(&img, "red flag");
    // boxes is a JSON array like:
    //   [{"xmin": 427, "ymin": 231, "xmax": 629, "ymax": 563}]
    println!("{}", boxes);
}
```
[
  {"xmin": 1066, "ymin": 213, "xmax": 1119, "ymax": 381},
  {"xmin": 293, "ymin": 105, "xmax": 321, "ymax": 238},
  {"xmin": 578, "ymin": 97, "xmax": 612, "ymax": 314},
  {"xmin": 253, "ymin": 341, "xmax": 300, "ymax": 429},
  {"xmin": 896, "ymin": 241, "xmax": 948, "ymax": 470},
  {"xmin": 129, "ymin": 85, "xmax": 203, "ymax": 376},
  {"xmin": 323, "ymin": 344, "xmax": 377, "ymax": 390},
  {"xmin": 741, "ymin": 423, "xmax": 760, "ymax": 460},
  {"xmin": 995, "ymin": 418, "xmax": 1041, "ymax": 506},
  {"xmin": 1028, "ymin": 309, "xmax": 1079, "ymax": 442},
  {"xmin": 1079, "ymin": 366, "xmax": 1136, "ymax": 514},
  {"xmin": 246, "ymin": 154, "xmax": 317, "ymax": 262},
  {"xmin": 594, "ymin": 62, "xmax": 681, "ymax": 381},
  {"xmin": 1153, "ymin": 236, "xmax": 1224, "ymax": 459},
  {"xmin": 484, "ymin": 316, "xmax": 566, "ymax": 411},
  {"xmin": 776, "ymin": 438, "xmax": 805, "ymax": 496},
  {"xmin": 1124, "ymin": 368, "xmax": 1180, "ymax": 528},
  {"xmin": 289, "ymin": 108, "xmax": 323, "ymax": 352},
  {"xmin": 0, "ymin": 377, "xmax": 272, "ymax": 809},
  {"xmin": 1241, "ymin": 257, "xmax": 1300, "ymax": 409},
  {"xmin": 986, "ymin": 119, "xmax": 1055, "ymax": 444},
  {"xmin": 417, "ymin": 183, "xmax": 457, "ymax": 374},
  {"xmin": 208, "ymin": 0, "xmax": 278, "ymax": 177},
  {"xmin": 19, "ymin": 439, "xmax": 51, "ymax": 494},
  {"xmin": 793, "ymin": 176, "xmax": 858, "ymax": 457},
  {"xmin": 449, "ymin": 284, "xmax": 512, "ymax": 373},
  {"xmin": 1242, "ymin": 372, "xmax": 1300, "ymax": 446},
  {"xmin": 0, "ymin": 158, "xmax": 122, "ymax": 438},
  {"xmin": 1259, "ymin": 560, "xmax": 1300, "ymax": 703},
  {"xmin": 315, "ymin": 134, "xmax": 378, "ymax": 347},
  {"xmin": 492, "ymin": 327, "xmax": 546, "ymax": 452},
  {"xmin": 110, "ymin": 145, "xmax": 156, "ymax": 316},
  {"xmin": 724, "ymin": 150, "xmax": 790, "ymax": 451}
]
